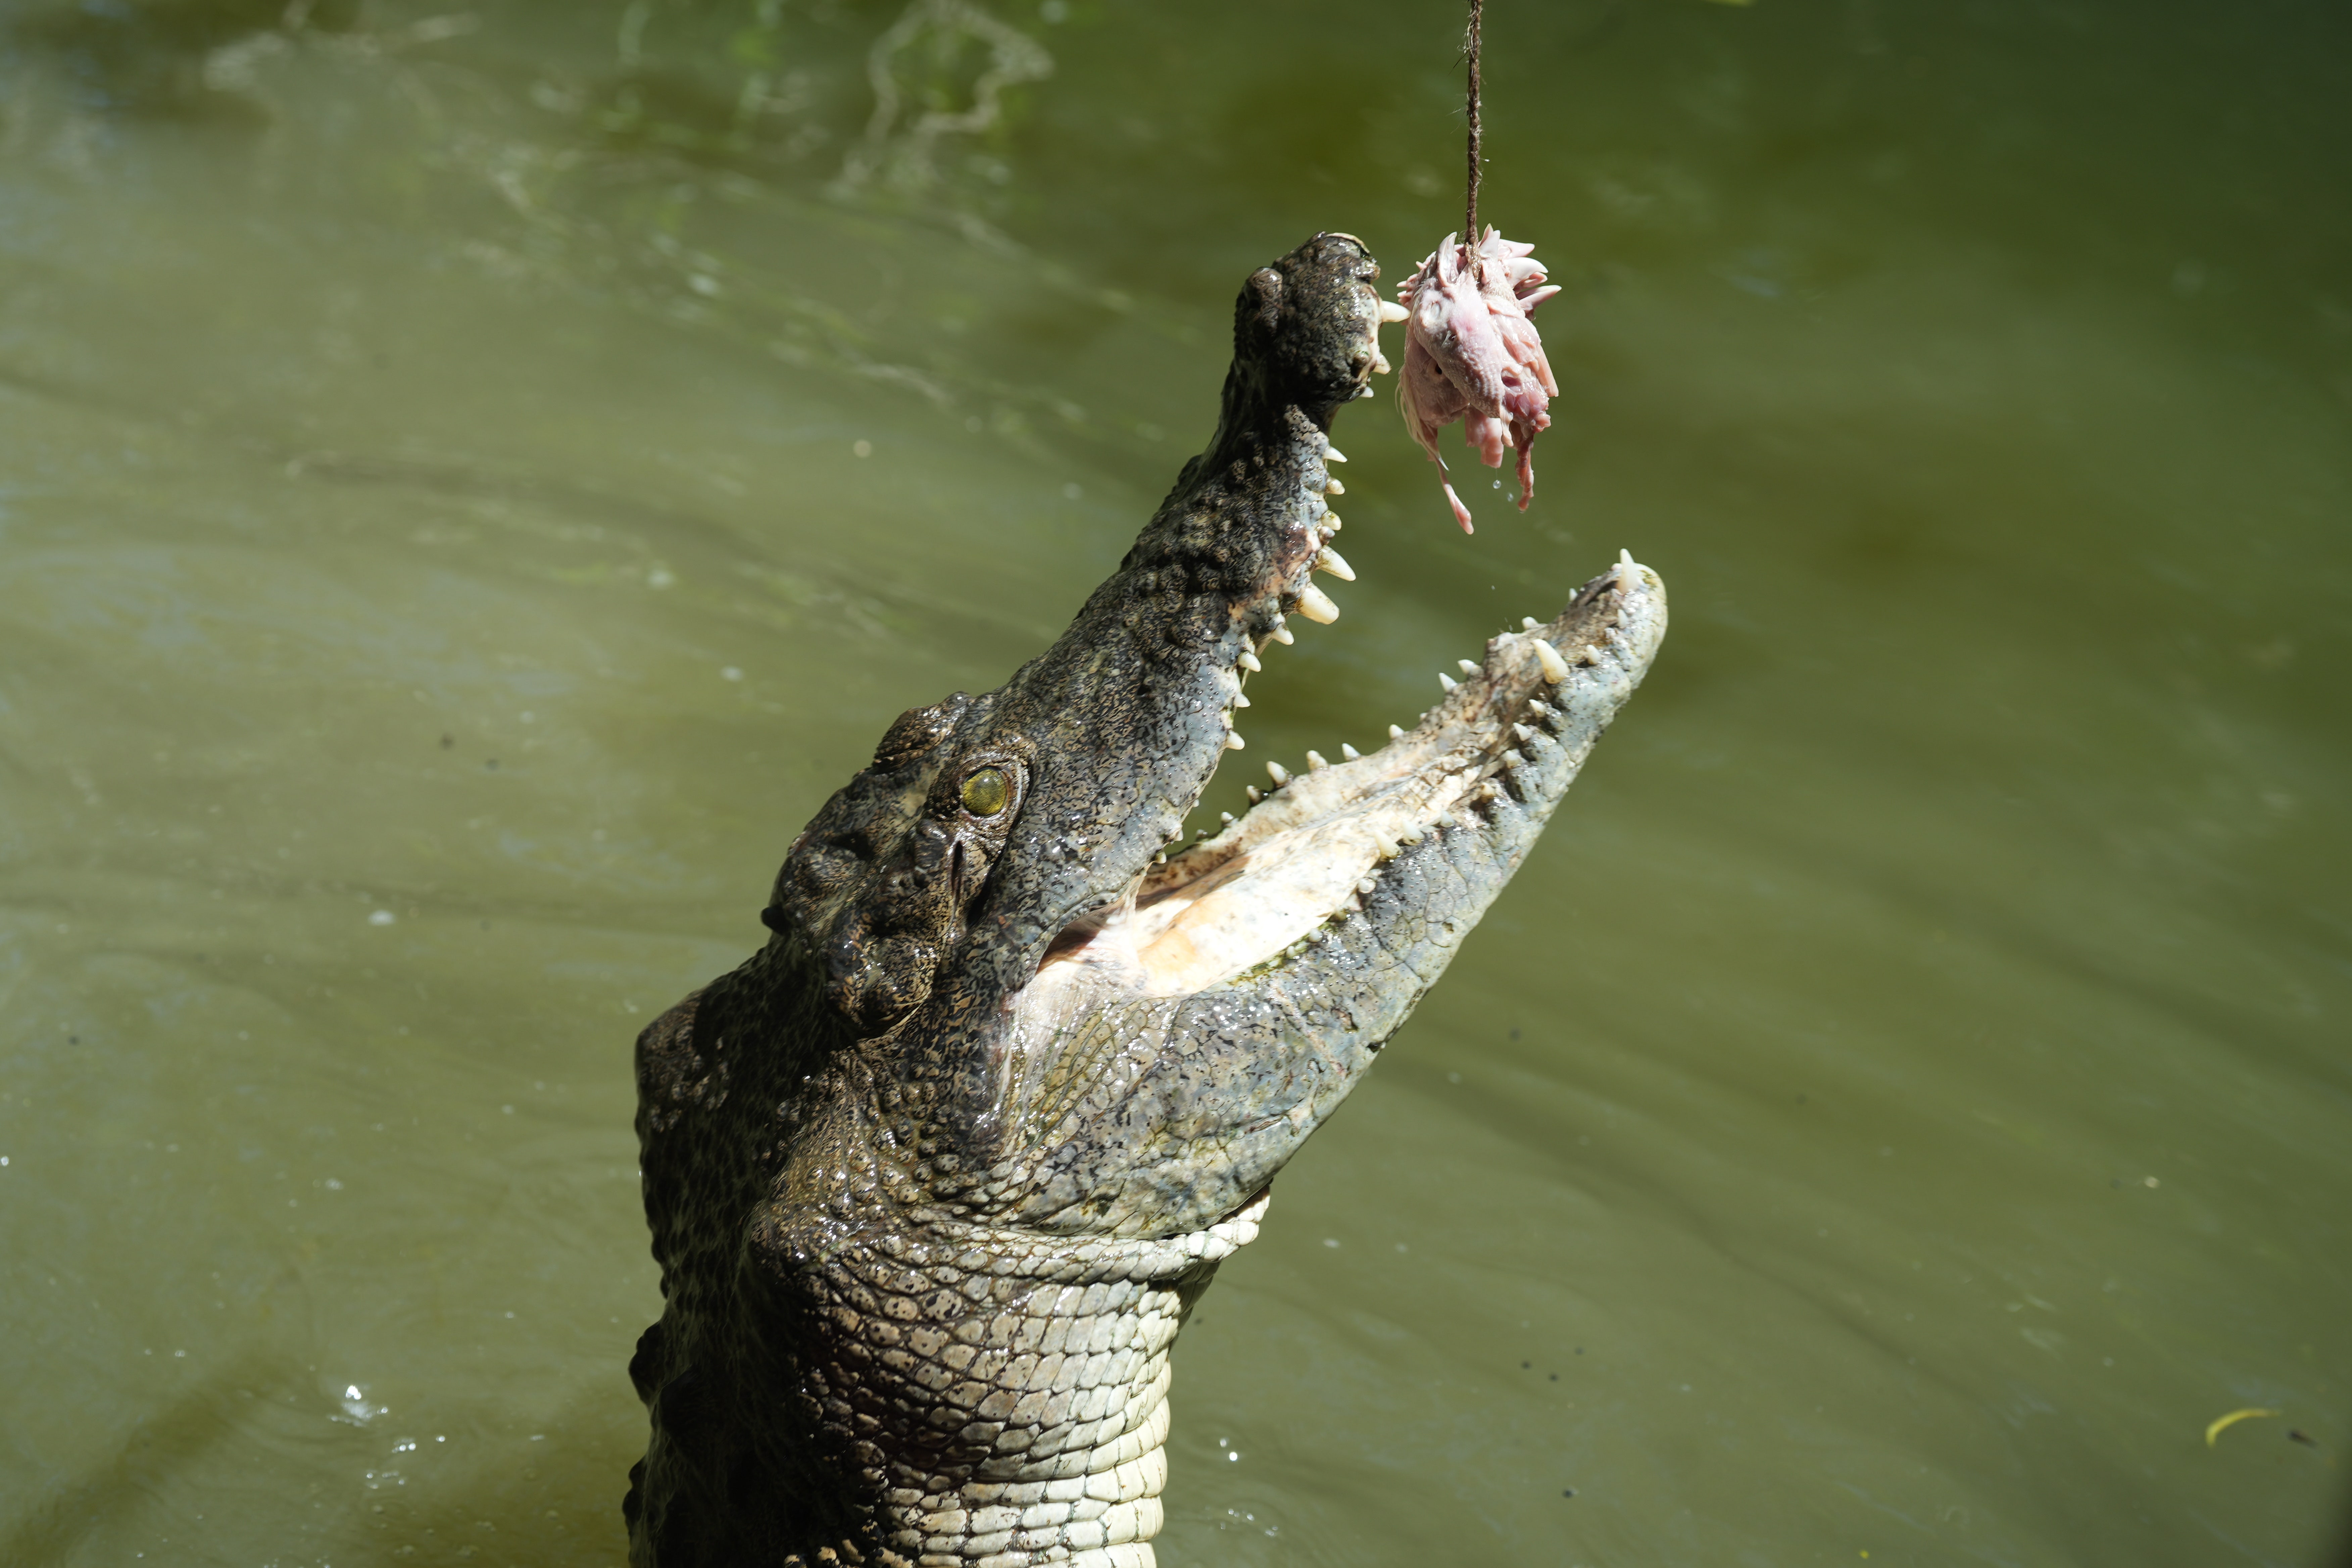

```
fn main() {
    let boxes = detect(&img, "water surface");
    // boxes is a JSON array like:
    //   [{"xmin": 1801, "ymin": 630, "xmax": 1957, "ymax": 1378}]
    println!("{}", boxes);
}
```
[{"xmin": 2, "ymin": 1, "xmax": 2348, "ymax": 1564}]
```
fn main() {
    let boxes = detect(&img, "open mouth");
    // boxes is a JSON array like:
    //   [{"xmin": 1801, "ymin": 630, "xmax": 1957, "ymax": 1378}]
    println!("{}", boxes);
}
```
[
  {"xmin": 1126, "ymin": 567, "xmax": 1644, "ymax": 994},
  {"xmin": 1037, "ymin": 558, "xmax": 1649, "ymax": 1003},
  {"xmin": 994, "ymin": 247, "xmax": 1666, "ymax": 1044},
  {"xmin": 1029, "ymin": 399, "xmax": 1658, "ymax": 1012}
]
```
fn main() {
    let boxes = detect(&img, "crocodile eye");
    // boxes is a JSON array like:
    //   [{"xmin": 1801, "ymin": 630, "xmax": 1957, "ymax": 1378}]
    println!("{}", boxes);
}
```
[{"xmin": 959, "ymin": 766, "xmax": 1010, "ymax": 818}]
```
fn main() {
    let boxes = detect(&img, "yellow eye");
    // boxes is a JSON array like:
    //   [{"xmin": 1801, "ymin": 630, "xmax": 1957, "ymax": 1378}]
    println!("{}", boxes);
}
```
[{"xmin": 960, "ymin": 766, "xmax": 1010, "ymax": 817}]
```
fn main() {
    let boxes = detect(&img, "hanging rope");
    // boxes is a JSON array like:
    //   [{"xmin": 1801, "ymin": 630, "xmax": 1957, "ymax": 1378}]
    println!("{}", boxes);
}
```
[
  {"xmin": 1463, "ymin": 0, "xmax": 1483, "ymax": 267},
  {"xmin": 1401, "ymin": 0, "xmax": 1561, "ymax": 531}
]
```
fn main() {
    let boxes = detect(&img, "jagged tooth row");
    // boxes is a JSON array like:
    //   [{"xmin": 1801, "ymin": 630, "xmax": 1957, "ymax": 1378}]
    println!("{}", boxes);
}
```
[
  {"xmin": 1200, "ymin": 501, "xmax": 1637, "ymax": 875},
  {"xmin": 1218, "ymin": 435, "xmax": 1349, "ymax": 755},
  {"xmin": 1224, "ymin": 585, "xmax": 1618, "ymax": 850},
  {"xmin": 1245, "ymin": 606, "xmax": 1553, "ymax": 804}
]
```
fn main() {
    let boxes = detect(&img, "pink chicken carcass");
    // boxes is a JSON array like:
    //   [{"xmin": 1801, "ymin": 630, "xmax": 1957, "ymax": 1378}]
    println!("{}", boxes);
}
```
[{"xmin": 1395, "ymin": 228, "xmax": 1561, "ymax": 532}]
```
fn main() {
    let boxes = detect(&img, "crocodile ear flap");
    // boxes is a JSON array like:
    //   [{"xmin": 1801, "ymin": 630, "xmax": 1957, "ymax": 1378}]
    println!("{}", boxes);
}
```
[{"xmin": 874, "ymin": 693, "xmax": 972, "ymax": 768}]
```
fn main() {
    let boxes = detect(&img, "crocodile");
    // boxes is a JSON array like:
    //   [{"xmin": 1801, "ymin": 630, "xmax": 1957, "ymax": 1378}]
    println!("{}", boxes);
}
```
[{"xmin": 624, "ymin": 232, "xmax": 1667, "ymax": 1567}]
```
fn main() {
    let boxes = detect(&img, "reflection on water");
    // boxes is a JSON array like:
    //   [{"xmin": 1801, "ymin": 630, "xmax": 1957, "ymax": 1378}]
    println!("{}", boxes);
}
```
[{"xmin": 2, "ymin": 1, "xmax": 2347, "ymax": 1563}]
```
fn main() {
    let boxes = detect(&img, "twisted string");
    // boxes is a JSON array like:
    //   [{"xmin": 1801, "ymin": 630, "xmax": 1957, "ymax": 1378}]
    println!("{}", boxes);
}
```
[{"xmin": 1464, "ymin": 0, "xmax": 1483, "ymax": 271}]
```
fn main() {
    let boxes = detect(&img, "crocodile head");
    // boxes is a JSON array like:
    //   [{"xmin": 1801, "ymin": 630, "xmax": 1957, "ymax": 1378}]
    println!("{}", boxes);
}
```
[{"xmin": 625, "ymin": 232, "xmax": 1667, "ymax": 1567}]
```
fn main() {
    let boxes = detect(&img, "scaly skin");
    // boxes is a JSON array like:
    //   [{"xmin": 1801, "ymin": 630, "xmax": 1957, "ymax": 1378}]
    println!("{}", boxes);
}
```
[{"xmin": 625, "ymin": 233, "xmax": 1666, "ymax": 1566}]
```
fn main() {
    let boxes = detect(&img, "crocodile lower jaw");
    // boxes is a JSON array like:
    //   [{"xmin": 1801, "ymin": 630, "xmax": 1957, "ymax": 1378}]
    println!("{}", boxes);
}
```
[{"xmin": 1028, "ymin": 551, "xmax": 1660, "ymax": 1008}]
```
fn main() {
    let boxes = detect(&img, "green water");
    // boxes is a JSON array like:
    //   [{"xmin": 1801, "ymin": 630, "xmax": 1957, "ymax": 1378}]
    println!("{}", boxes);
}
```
[{"xmin": 3, "ymin": 1, "xmax": 2347, "ymax": 1563}]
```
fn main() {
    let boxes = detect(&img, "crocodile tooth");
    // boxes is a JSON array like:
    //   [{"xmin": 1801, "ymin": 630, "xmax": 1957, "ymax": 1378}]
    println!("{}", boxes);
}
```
[
  {"xmin": 1325, "ymin": 447, "xmax": 1348, "ymax": 463},
  {"xmin": 1245, "ymin": 786, "xmax": 1262, "ymax": 803},
  {"xmin": 1619, "ymin": 547, "xmax": 1636, "ymax": 568},
  {"xmin": 1325, "ymin": 477, "xmax": 1345, "ymax": 496},
  {"xmin": 1521, "ymin": 616, "xmax": 1541, "ymax": 630},
  {"xmin": 1305, "ymin": 750, "xmax": 1328, "ymax": 771},
  {"xmin": 1237, "ymin": 650, "xmax": 1262, "ymax": 673},
  {"xmin": 1356, "ymin": 878, "xmax": 1378, "ymax": 895},
  {"xmin": 1513, "ymin": 723, "xmax": 1535, "ymax": 744},
  {"xmin": 1437, "ymin": 672, "xmax": 1458, "ymax": 692},
  {"xmin": 1266, "ymin": 761, "xmax": 1290, "ymax": 786},
  {"xmin": 1533, "ymin": 640, "xmax": 1571, "ymax": 683},
  {"xmin": 1339, "ymin": 743, "xmax": 1361, "ymax": 761},
  {"xmin": 1315, "ymin": 546, "xmax": 1355, "ymax": 582},
  {"xmin": 1269, "ymin": 622, "xmax": 1295, "ymax": 646},
  {"xmin": 1457, "ymin": 658, "xmax": 1480, "ymax": 676},
  {"xmin": 1399, "ymin": 824, "xmax": 1424, "ymax": 844},
  {"xmin": 1502, "ymin": 748, "xmax": 1525, "ymax": 767},
  {"xmin": 1370, "ymin": 348, "xmax": 1391, "ymax": 375},
  {"xmin": 1296, "ymin": 583, "xmax": 1340, "ymax": 624},
  {"xmin": 1154, "ymin": 851, "xmax": 1166, "ymax": 864},
  {"xmin": 1377, "ymin": 299, "xmax": 1410, "ymax": 323},
  {"xmin": 1220, "ymin": 812, "xmax": 1236, "ymax": 825},
  {"xmin": 1233, "ymin": 692, "xmax": 1250, "ymax": 708},
  {"xmin": 1388, "ymin": 723, "xmax": 1405, "ymax": 740},
  {"xmin": 1527, "ymin": 700, "xmax": 1552, "ymax": 718},
  {"xmin": 1225, "ymin": 732, "xmax": 1246, "ymax": 750}
]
